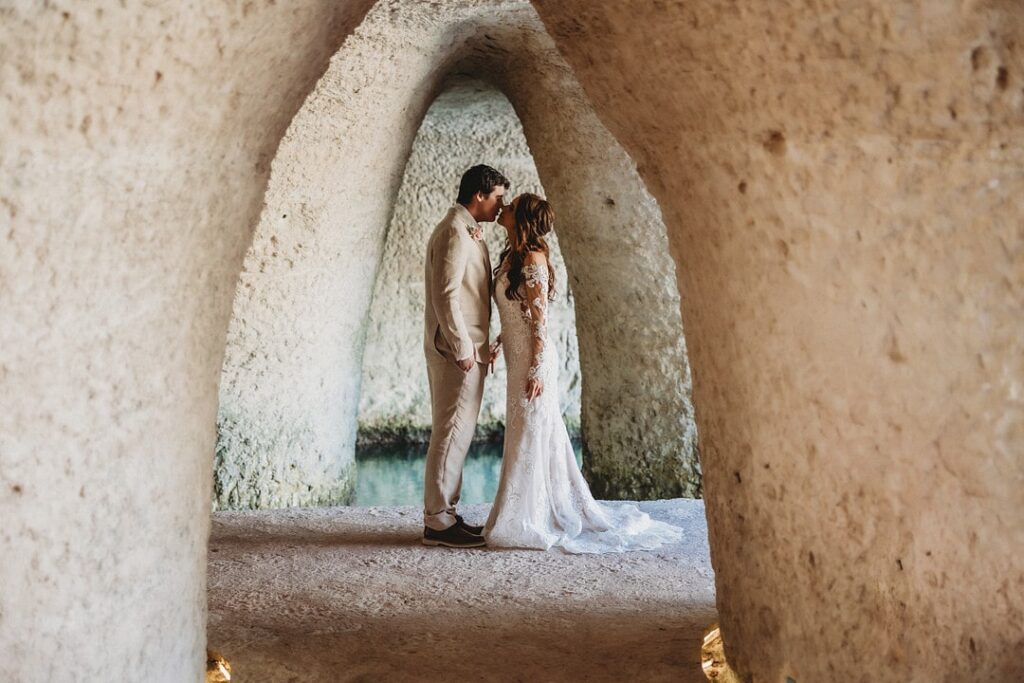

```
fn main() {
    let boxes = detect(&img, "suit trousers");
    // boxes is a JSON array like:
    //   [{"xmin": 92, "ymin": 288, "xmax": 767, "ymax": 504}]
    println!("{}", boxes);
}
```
[{"xmin": 423, "ymin": 357, "xmax": 486, "ymax": 530}]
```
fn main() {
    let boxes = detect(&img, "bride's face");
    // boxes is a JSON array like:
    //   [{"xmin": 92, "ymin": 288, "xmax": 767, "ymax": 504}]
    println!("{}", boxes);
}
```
[{"xmin": 498, "ymin": 196, "xmax": 518, "ymax": 233}]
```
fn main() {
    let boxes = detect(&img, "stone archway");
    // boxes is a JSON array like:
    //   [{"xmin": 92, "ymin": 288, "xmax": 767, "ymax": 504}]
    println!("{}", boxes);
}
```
[
  {"xmin": 214, "ymin": 1, "xmax": 699, "ymax": 511},
  {"xmin": 352, "ymin": 73, "xmax": 585, "ymax": 507},
  {"xmin": 1, "ymin": 4, "xmax": 704, "ymax": 677},
  {"xmin": 357, "ymin": 75, "xmax": 584, "ymax": 446},
  {"xmin": 8, "ymin": 1, "xmax": 1018, "ymax": 681}
]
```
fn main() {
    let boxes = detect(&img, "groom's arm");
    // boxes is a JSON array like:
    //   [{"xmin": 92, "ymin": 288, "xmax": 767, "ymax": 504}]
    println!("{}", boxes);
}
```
[{"xmin": 431, "ymin": 226, "xmax": 474, "ymax": 364}]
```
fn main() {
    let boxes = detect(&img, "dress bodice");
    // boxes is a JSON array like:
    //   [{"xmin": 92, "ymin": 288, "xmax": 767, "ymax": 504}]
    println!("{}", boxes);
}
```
[{"xmin": 493, "ymin": 265, "xmax": 555, "ymax": 384}]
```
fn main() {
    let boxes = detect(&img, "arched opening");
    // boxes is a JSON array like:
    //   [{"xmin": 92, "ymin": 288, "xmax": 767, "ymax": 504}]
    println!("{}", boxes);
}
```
[
  {"xmin": 206, "ymin": 1, "xmax": 714, "ymax": 679},
  {"xmin": 4, "ymin": 1, "xmax": 714, "ymax": 679},
  {"xmin": 14, "ymin": 2, "xmax": 1015, "ymax": 682},
  {"xmin": 354, "ymin": 75, "xmax": 584, "ymax": 505},
  {"xmin": 214, "ymin": 2, "xmax": 700, "ymax": 511}
]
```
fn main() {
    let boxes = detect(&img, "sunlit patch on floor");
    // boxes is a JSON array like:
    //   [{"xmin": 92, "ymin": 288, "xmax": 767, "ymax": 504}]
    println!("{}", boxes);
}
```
[
  {"xmin": 701, "ymin": 624, "xmax": 740, "ymax": 683},
  {"xmin": 206, "ymin": 649, "xmax": 231, "ymax": 682}
]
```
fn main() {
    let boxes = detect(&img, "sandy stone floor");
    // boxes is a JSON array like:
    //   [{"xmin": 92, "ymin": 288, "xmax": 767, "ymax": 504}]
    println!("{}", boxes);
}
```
[{"xmin": 208, "ymin": 499, "xmax": 716, "ymax": 682}]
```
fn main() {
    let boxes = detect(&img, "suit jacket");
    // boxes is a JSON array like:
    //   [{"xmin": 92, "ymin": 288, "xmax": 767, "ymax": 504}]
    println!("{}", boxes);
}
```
[{"xmin": 423, "ymin": 204, "xmax": 492, "ymax": 364}]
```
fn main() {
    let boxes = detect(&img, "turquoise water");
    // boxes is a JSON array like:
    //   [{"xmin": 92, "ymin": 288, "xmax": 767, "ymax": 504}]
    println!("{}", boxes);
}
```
[{"xmin": 355, "ymin": 440, "xmax": 584, "ymax": 506}]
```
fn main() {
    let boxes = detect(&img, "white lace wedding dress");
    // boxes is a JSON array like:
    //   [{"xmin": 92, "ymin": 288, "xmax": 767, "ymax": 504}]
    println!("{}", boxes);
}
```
[{"xmin": 483, "ymin": 262, "xmax": 683, "ymax": 553}]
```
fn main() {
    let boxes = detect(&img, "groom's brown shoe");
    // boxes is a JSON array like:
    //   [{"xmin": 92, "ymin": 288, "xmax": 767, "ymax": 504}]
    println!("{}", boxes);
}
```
[
  {"xmin": 455, "ymin": 514, "xmax": 485, "ymax": 536},
  {"xmin": 422, "ymin": 524, "xmax": 486, "ymax": 548}
]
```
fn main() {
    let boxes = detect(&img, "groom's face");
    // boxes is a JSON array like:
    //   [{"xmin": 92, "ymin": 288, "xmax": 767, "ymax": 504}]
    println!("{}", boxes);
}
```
[{"xmin": 477, "ymin": 187, "xmax": 507, "ymax": 223}]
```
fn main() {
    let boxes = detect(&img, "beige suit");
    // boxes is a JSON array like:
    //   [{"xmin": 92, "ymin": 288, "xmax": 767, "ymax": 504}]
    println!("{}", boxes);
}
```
[{"xmin": 422, "ymin": 204, "xmax": 492, "ymax": 530}]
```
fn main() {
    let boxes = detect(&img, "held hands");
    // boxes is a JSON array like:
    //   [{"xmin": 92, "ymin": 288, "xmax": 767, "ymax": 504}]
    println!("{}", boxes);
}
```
[{"xmin": 456, "ymin": 356, "xmax": 474, "ymax": 372}]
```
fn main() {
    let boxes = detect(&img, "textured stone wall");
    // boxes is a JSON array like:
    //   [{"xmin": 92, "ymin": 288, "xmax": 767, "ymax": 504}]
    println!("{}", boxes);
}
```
[
  {"xmin": 532, "ymin": 1, "xmax": 1024, "ymax": 681},
  {"xmin": 357, "ymin": 77, "xmax": 582, "ymax": 443},
  {"xmin": 0, "ymin": 1, "xmax": 376, "ymax": 680}
]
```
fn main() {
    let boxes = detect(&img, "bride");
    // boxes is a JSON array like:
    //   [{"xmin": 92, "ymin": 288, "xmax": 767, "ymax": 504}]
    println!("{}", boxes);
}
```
[{"xmin": 484, "ymin": 193, "xmax": 683, "ymax": 554}]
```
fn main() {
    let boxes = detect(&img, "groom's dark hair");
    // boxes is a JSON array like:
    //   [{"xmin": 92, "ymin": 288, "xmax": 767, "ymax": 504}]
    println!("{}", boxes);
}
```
[{"xmin": 457, "ymin": 165, "xmax": 510, "ymax": 205}]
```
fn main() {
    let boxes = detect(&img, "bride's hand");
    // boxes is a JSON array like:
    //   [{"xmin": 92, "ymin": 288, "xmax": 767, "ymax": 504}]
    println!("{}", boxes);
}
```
[{"xmin": 526, "ymin": 377, "xmax": 544, "ymax": 401}]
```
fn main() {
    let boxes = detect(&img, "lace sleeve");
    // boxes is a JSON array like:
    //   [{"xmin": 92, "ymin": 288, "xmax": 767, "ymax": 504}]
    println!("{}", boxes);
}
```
[{"xmin": 523, "ymin": 261, "xmax": 549, "ymax": 380}]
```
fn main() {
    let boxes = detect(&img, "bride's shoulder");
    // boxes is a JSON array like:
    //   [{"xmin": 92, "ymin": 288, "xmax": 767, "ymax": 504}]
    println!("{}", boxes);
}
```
[
  {"xmin": 522, "ymin": 251, "xmax": 549, "ymax": 285},
  {"xmin": 522, "ymin": 250, "xmax": 547, "ymax": 267}
]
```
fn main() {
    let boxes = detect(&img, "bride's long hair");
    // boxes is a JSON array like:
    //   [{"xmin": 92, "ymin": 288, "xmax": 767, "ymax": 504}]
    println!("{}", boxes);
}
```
[{"xmin": 494, "ymin": 193, "xmax": 557, "ymax": 302}]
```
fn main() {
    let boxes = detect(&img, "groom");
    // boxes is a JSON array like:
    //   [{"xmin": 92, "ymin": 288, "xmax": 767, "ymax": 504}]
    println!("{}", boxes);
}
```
[{"xmin": 421, "ymin": 164, "xmax": 509, "ymax": 548}]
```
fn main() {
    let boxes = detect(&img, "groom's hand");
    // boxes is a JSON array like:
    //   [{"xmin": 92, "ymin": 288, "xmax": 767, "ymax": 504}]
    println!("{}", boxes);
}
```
[
  {"xmin": 456, "ymin": 356, "xmax": 474, "ymax": 372},
  {"xmin": 487, "ymin": 340, "xmax": 502, "ymax": 374}
]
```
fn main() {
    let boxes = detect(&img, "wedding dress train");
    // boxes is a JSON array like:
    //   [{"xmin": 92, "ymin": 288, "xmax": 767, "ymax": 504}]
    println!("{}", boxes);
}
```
[{"xmin": 483, "ymin": 263, "xmax": 683, "ymax": 554}]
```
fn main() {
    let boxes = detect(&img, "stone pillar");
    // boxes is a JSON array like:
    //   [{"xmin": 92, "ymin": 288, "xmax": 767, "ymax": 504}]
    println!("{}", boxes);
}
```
[
  {"xmin": 0, "ymin": 2, "xmax": 373, "ymax": 679},
  {"xmin": 531, "ymin": 1, "xmax": 1024, "ymax": 679}
]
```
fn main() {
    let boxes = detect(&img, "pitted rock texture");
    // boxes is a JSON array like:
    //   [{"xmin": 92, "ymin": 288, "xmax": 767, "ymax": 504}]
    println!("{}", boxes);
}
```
[
  {"xmin": 357, "ymin": 77, "xmax": 582, "ymax": 442},
  {"xmin": 208, "ymin": 499, "xmax": 716, "ymax": 683},
  {"xmin": 531, "ymin": 1, "xmax": 1024, "ymax": 681},
  {"xmin": 0, "ymin": 2, "xmax": 376, "ymax": 680}
]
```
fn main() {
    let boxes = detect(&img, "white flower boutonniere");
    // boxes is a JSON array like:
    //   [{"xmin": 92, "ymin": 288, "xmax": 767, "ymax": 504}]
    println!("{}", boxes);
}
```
[{"xmin": 467, "ymin": 225, "xmax": 483, "ymax": 242}]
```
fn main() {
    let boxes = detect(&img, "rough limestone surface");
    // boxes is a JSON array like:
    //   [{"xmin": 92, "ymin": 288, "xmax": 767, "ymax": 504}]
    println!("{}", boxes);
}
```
[
  {"xmin": 531, "ymin": 1, "xmax": 1024, "ymax": 681},
  {"xmin": 217, "ymin": 0, "xmax": 698, "ymax": 509},
  {"xmin": 357, "ymin": 77, "xmax": 582, "ymax": 442},
  {"xmin": 0, "ymin": 1, "xmax": 376, "ymax": 680},
  {"xmin": 208, "ymin": 499, "xmax": 716, "ymax": 682}
]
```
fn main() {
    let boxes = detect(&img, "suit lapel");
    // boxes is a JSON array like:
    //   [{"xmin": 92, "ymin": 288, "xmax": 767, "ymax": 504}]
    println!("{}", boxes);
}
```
[
  {"xmin": 452, "ymin": 204, "xmax": 492, "ymax": 304},
  {"xmin": 483, "ymin": 242, "xmax": 493, "ymax": 298}
]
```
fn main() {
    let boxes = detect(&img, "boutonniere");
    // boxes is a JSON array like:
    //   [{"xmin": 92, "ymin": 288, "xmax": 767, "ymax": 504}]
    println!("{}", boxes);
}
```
[{"xmin": 467, "ymin": 225, "xmax": 483, "ymax": 242}]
